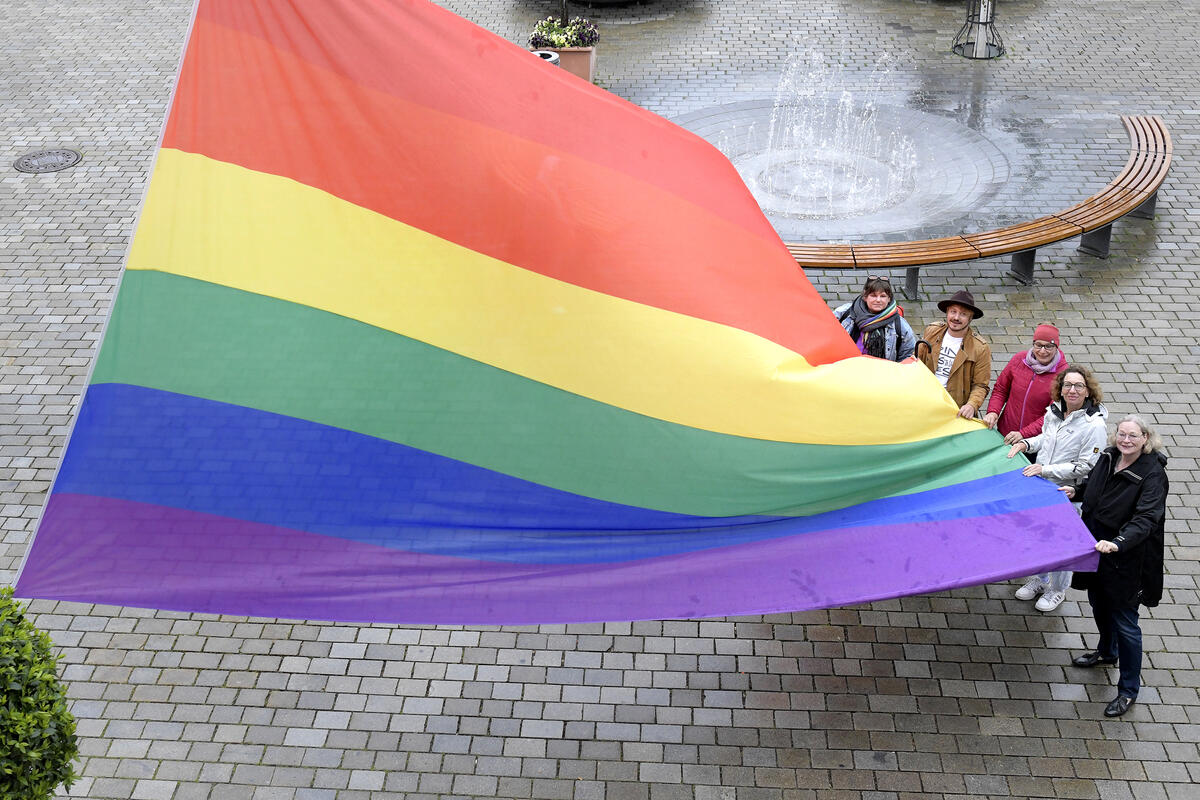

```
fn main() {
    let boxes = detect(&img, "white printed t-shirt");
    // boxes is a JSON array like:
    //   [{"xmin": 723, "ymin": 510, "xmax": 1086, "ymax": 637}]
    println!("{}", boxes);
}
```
[{"xmin": 935, "ymin": 334, "xmax": 962, "ymax": 388}]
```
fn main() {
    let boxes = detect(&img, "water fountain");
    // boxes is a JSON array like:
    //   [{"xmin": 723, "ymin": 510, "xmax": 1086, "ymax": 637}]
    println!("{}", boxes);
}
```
[
  {"xmin": 733, "ymin": 52, "xmax": 919, "ymax": 222},
  {"xmin": 673, "ymin": 50, "xmax": 1011, "ymax": 241}
]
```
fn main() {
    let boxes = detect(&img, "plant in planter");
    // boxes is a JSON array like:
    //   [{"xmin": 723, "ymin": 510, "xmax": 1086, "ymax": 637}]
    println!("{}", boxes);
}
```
[
  {"xmin": 529, "ymin": 14, "xmax": 599, "ymax": 83},
  {"xmin": 0, "ymin": 588, "xmax": 79, "ymax": 798}
]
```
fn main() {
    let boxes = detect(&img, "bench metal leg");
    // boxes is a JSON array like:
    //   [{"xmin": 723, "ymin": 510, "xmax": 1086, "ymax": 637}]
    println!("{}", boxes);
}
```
[
  {"xmin": 1078, "ymin": 225, "xmax": 1112, "ymax": 258},
  {"xmin": 1009, "ymin": 249, "xmax": 1037, "ymax": 285},
  {"xmin": 1130, "ymin": 191, "xmax": 1157, "ymax": 220},
  {"xmin": 903, "ymin": 267, "xmax": 920, "ymax": 299}
]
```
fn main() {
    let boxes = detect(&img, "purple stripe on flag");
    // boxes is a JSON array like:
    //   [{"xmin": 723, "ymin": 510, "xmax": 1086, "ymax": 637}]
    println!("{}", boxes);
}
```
[{"xmin": 17, "ymin": 494, "xmax": 1098, "ymax": 624}]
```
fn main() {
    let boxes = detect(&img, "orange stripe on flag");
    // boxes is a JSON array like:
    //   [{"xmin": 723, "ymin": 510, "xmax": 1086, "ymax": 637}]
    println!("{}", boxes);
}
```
[{"xmin": 163, "ymin": 16, "xmax": 856, "ymax": 365}]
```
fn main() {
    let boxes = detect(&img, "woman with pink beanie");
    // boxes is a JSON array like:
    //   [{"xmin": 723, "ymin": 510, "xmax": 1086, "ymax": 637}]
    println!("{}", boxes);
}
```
[{"xmin": 983, "ymin": 323, "xmax": 1070, "ymax": 443}]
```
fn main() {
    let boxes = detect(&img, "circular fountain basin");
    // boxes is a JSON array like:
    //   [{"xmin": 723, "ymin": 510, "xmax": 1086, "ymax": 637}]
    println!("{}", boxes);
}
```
[{"xmin": 750, "ymin": 147, "xmax": 909, "ymax": 218}]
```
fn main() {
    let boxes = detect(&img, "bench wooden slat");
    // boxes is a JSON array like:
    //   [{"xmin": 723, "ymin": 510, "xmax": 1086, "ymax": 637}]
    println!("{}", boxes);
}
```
[
  {"xmin": 1157, "ymin": 116, "xmax": 1174, "ymax": 155},
  {"xmin": 1124, "ymin": 162, "xmax": 1167, "ymax": 195},
  {"xmin": 1118, "ymin": 150, "xmax": 1165, "ymax": 195},
  {"xmin": 964, "ymin": 216, "xmax": 1083, "ymax": 256},
  {"xmin": 1125, "ymin": 114, "xmax": 1149, "ymax": 152},
  {"xmin": 1108, "ymin": 118, "xmax": 1146, "ymax": 188},
  {"xmin": 788, "ymin": 244, "xmax": 855, "ymax": 267},
  {"xmin": 1109, "ymin": 146, "xmax": 1159, "ymax": 197},
  {"xmin": 852, "ymin": 241, "xmax": 972, "ymax": 256},
  {"xmin": 851, "ymin": 237, "xmax": 979, "ymax": 267},
  {"xmin": 1072, "ymin": 181, "xmax": 1136, "ymax": 209},
  {"xmin": 1132, "ymin": 115, "xmax": 1156, "ymax": 151},
  {"xmin": 1128, "ymin": 114, "xmax": 1170, "ymax": 157},
  {"xmin": 1057, "ymin": 187, "xmax": 1150, "ymax": 231},
  {"xmin": 1119, "ymin": 115, "xmax": 1171, "ymax": 193}
]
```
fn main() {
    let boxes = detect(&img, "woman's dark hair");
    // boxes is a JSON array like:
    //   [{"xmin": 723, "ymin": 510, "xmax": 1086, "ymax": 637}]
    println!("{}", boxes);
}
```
[
  {"xmin": 860, "ymin": 276, "xmax": 893, "ymax": 302},
  {"xmin": 1051, "ymin": 365, "xmax": 1103, "ymax": 404}
]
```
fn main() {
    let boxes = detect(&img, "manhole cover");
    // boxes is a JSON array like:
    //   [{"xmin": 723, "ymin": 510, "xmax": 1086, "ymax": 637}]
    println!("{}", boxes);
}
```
[{"xmin": 14, "ymin": 149, "xmax": 82, "ymax": 174}]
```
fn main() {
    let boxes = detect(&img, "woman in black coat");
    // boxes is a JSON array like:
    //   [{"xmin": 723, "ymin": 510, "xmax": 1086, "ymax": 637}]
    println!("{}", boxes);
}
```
[{"xmin": 1062, "ymin": 414, "xmax": 1168, "ymax": 718}]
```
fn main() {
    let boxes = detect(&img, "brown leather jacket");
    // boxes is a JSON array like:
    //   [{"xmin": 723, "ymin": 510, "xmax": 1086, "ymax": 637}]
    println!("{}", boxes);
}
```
[{"xmin": 919, "ymin": 322, "xmax": 992, "ymax": 411}]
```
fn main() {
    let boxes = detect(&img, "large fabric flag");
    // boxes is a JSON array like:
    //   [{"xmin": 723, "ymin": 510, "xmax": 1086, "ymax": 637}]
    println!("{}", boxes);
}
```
[{"xmin": 16, "ymin": 0, "xmax": 1097, "ymax": 624}]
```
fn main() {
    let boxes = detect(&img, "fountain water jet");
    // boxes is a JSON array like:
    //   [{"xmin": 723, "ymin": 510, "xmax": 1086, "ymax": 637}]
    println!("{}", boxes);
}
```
[
  {"xmin": 727, "ymin": 51, "xmax": 919, "ymax": 221},
  {"xmin": 677, "ymin": 52, "xmax": 1010, "ymax": 241}
]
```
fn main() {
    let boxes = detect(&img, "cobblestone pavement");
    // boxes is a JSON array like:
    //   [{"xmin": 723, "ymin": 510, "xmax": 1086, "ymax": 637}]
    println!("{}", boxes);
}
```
[{"xmin": 2, "ymin": 0, "xmax": 1199, "ymax": 798}]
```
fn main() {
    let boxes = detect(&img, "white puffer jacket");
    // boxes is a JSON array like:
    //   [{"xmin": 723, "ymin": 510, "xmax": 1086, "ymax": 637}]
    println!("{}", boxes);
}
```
[{"xmin": 1024, "ymin": 400, "xmax": 1108, "ymax": 486}]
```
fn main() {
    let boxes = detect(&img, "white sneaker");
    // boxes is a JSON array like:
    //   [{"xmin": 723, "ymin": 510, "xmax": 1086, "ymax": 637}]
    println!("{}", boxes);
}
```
[
  {"xmin": 1036, "ymin": 590, "xmax": 1066, "ymax": 612},
  {"xmin": 1015, "ymin": 577, "xmax": 1046, "ymax": 601}
]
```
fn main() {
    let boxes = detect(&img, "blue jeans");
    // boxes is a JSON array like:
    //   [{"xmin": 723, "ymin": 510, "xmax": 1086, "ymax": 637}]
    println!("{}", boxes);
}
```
[{"xmin": 1088, "ymin": 587, "xmax": 1142, "ymax": 697}]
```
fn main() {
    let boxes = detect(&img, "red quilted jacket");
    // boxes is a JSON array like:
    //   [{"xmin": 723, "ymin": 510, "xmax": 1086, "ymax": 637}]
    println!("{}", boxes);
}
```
[{"xmin": 985, "ymin": 351, "xmax": 1070, "ymax": 437}]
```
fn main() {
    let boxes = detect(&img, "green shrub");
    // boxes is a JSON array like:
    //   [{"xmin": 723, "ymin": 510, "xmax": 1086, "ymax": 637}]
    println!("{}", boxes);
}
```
[{"xmin": 0, "ymin": 588, "xmax": 78, "ymax": 798}]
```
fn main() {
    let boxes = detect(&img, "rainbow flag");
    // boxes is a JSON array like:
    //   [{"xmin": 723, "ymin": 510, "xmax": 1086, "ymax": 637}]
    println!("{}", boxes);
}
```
[{"xmin": 15, "ymin": 0, "xmax": 1097, "ymax": 624}]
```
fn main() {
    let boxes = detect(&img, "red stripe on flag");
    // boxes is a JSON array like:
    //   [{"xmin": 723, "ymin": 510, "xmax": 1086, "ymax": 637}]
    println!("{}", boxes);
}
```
[{"xmin": 193, "ymin": 0, "xmax": 779, "ymax": 243}]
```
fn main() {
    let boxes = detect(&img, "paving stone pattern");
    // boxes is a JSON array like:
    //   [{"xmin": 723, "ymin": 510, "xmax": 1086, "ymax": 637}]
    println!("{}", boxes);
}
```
[{"xmin": 2, "ymin": 1, "xmax": 1199, "ymax": 798}]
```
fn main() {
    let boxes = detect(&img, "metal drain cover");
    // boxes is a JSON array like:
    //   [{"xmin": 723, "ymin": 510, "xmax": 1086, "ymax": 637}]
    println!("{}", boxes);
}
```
[{"xmin": 14, "ymin": 149, "xmax": 82, "ymax": 174}]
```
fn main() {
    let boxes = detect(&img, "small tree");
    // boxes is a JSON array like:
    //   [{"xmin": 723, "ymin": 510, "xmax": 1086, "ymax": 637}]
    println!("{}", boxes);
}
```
[
  {"xmin": 0, "ymin": 588, "xmax": 78, "ymax": 798},
  {"xmin": 560, "ymin": 1, "xmax": 569, "ymax": 24}
]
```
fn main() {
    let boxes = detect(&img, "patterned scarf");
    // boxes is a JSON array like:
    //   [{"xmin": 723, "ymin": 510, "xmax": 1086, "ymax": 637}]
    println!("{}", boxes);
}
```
[
  {"xmin": 847, "ymin": 297, "xmax": 900, "ymax": 358},
  {"xmin": 1024, "ymin": 348, "xmax": 1062, "ymax": 374}
]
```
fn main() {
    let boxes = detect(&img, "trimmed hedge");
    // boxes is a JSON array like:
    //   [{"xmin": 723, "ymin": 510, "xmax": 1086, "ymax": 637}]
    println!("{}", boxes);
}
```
[{"xmin": 0, "ymin": 587, "xmax": 78, "ymax": 798}]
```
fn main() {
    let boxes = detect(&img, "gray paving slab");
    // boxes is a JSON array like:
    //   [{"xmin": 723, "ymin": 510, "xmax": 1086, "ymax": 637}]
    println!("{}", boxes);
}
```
[{"xmin": 2, "ymin": 0, "xmax": 1200, "ymax": 798}]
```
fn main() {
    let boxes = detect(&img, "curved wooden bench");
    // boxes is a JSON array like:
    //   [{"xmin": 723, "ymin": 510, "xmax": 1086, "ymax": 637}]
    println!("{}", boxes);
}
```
[{"xmin": 787, "ymin": 115, "xmax": 1171, "ymax": 297}]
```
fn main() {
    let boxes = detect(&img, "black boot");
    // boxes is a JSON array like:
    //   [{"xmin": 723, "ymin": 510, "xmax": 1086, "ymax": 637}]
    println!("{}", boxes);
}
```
[{"xmin": 1072, "ymin": 651, "xmax": 1117, "ymax": 668}]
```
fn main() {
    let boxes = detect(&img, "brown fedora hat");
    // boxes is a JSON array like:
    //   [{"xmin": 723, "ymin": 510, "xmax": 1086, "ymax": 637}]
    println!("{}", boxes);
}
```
[{"xmin": 937, "ymin": 289, "xmax": 983, "ymax": 319}]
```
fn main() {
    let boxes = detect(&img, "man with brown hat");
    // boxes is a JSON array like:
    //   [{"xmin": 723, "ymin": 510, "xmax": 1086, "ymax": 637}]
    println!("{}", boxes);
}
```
[{"xmin": 919, "ymin": 289, "xmax": 991, "ymax": 418}]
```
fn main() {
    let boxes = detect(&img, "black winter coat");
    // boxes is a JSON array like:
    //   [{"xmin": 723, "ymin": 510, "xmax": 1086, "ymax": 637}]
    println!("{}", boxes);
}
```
[{"xmin": 1071, "ymin": 448, "xmax": 1168, "ymax": 608}]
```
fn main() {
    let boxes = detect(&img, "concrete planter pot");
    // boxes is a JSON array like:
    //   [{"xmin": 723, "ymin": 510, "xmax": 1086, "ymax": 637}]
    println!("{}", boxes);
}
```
[{"xmin": 546, "ymin": 46, "xmax": 596, "ymax": 82}]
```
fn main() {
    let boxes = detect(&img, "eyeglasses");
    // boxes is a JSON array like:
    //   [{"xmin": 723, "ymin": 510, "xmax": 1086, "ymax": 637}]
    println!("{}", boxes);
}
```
[
  {"xmin": 1115, "ymin": 431, "xmax": 1145, "ymax": 440},
  {"xmin": 1031, "ymin": 341, "xmax": 1057, "ymax": 351},
  {"xmin": 1061, "ymin": 382, "xmax": 1087, "ymax": 391}
]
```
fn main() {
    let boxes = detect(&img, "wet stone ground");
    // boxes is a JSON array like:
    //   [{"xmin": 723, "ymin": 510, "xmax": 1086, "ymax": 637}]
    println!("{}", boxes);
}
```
[{"xmin": 2, "ymin": 0, "xmax": 1199, "ymax": 798}]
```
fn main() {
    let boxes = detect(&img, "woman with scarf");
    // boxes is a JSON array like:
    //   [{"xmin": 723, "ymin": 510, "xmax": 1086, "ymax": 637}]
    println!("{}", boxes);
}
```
[
  {"xmin": 832, "ymin": 276, "xmax": 916, "ymax": 362},
  {"xmin": 984, "ymin": 323, "xmax": 1070, "ymax": 444}
]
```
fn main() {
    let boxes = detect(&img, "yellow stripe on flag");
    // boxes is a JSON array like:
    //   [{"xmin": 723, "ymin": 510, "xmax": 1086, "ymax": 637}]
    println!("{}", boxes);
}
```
[{"xmin": 128, "ymin": 148, "xmax": 973, "ymax": 446}]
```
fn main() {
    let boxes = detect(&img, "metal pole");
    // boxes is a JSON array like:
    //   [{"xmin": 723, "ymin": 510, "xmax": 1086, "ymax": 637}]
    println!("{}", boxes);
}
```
[{"xmin": 973, "ymin": 0, "xmax": 993, "ymax": 58}]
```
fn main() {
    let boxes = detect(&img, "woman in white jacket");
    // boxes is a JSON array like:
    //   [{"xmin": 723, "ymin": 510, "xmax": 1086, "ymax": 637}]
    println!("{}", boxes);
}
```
[{"xmin": 1006, "ymin": 366, "xmax": 1108, "ymax": 611}]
